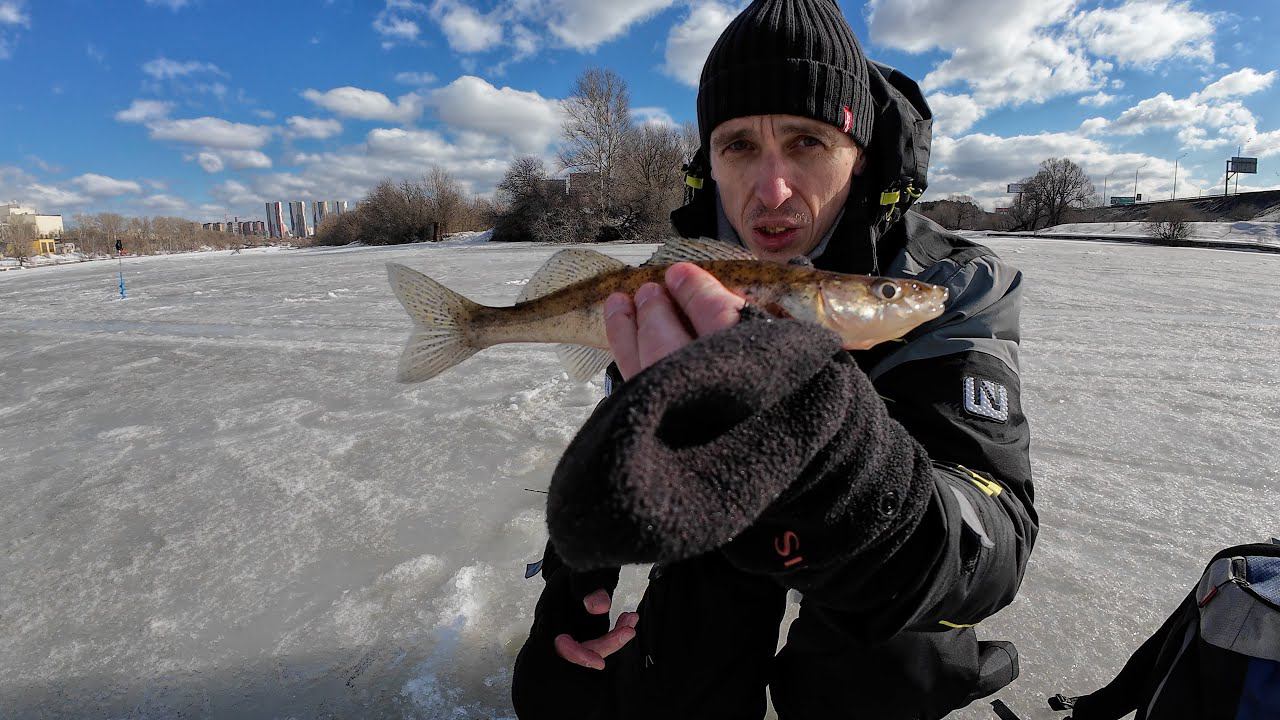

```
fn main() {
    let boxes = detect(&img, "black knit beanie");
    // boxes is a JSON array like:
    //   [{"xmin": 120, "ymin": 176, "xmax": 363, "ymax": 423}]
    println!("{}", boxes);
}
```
[{"xmin": 697, "ymin": 0, "xmax": 874, "ymax": 151}]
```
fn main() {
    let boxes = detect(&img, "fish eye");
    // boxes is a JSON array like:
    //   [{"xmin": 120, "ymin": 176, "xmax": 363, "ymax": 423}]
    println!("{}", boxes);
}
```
[{"xmin": 874, "ymin": 280, "xmax": 899, "ymax": 300}]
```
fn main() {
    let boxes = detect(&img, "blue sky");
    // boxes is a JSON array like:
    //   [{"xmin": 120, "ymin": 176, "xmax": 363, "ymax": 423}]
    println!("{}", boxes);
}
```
[{"xmin": 1, "ymin": 0, "xmax": 1278, "ymax": 221}]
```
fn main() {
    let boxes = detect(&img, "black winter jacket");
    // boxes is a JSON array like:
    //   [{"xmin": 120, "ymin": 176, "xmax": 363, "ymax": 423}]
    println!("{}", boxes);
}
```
[{"xmin": 512, "ymin": 61, "xmax": 1037, "ymax": 719}]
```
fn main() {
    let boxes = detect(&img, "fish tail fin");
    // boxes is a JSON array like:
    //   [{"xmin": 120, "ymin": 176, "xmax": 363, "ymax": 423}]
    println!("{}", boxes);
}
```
[{"xmin": 387, "ymin": 263, "xmax": 483, "ymax": 383}]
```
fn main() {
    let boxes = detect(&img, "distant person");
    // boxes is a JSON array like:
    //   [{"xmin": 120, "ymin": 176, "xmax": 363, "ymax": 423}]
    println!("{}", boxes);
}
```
[
  {"xmin": 512, "ymin": 0, "xmax": 1036, "ymax": 718},
  {"xmin": 115, "ymin": 238, "xmax": 123, "ymax": 255}
]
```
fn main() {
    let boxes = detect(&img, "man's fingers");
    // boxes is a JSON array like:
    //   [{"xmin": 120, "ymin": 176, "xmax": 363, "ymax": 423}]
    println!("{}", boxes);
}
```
[
  {"xmin": 580, "ymin": 623, "xmax": 637, "ymax": 660},
  {"xmin": 554, "ymin": 633, "xmax": 606, "ymax": 671},
  {"xmin": 582, "ymin": 588, "xmax": 612, "ymax": 615},
  {"xmin": 617, "ymin": 611, "xmax": 639, "ymax": 629},
  {"xmin": 604, "ymin": 293, "xmax": 640, "ymax": 380},
  {"xmin": 665, "ymin": 262, "xmax": 745, "ymax": 338},
  {"xmin": 553, "ymin": 622, "xmax": 637, "ymax": 670},
  {"xmin": 634, "ymin": 282, "xmax": 694, "ymax": 371}
]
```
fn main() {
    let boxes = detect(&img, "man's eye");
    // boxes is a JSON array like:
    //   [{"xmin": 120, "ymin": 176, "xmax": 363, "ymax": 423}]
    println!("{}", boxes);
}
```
[
  {"xmin": 725, "ymin": 140, "xmax": 751, "ymax": 153},
  {"xmin": 797, "ymin": 136, "xmax": 823, "ymax": 148}
]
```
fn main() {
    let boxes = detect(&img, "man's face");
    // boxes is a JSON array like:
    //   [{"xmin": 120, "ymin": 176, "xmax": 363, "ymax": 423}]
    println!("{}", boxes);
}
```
[{"xmin": 709, "ymin": 114, "xmax": 865, "ymax": 262}]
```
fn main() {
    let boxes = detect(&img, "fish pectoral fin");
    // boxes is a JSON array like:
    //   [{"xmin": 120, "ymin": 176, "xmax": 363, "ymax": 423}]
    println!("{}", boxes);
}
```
[
  {"xmin": 643, "ymin": 237, "xmax": 756, "ymax": 266},
  {"xmin": 556, "ymin": 344, "xmax": 613, "ymax": 383},
  {"xmin": 519, "ymin": 249, "xmax": 629, "ymax": 303}
]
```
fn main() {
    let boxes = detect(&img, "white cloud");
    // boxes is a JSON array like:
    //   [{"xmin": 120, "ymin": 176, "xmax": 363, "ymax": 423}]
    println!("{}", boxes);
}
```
[
  {"xmin": 1245, "ymin": 130, "xmax": 1280, "ymax": 159},
  {"xmin": 1071, "ymin": 0, "xmax": 1214, "ymax": 67},
  {"xmin": 144, "ymin": 0, "xmax": 191, "ymax": 9},
  {"xmin": 427, "ymin": 76, "xmax": 564, "ymax": 154},
  {"xmin": 633, "ymin": 106, "xmax": 677, "ymax": 129},
  {"xmin": 71, "ymin": 173, "xmax": 143, "ymax": 197},
  {"xmin": 0, "ymin": 1, "xmax": 27, "ymax": 25},
  {"xmin": 662, "ymin": 1, "xmax": 738, "ymax": 88},
  {"xmin": 24, "ymin": 183, "xmax": 90, "ymax": 209},
  {"xmin": 0, "ymin": 0, "xmax": 29, "ymax": 59},
  {"xmin": 196, "ymin": 151, "xmax": 224, "ymax": 173},
  {"xmin": 221, "ymin": 150, "xmax": 273, "ymax": 169},
  {"xmin": 253, "ymin": 109, "xmax": 276, "ymax": 120},
  {"xmin": 1079, "ymin": 117, "xmax": 1109, "ymax": 135},
  {"xmin": 373, "ymin": 0, "xmax": 427, "ymax": 46},
  {"xmin": 395, "ymin": 71, "xmax": 437, "ymax": 85},
  {"xmin": 1108, "ymin": 72, "xmax": 1261, "ymax": 152},
  {"xmin": 141, "ymin": 57, "xmax": 226, "ymax": 79},
  {"xmin": 138, "ymin": 194, "xmax": 191, "ymax": 215},
  {"xmin": 1200, "ymin": 68, "xmax": 1276, "ymax": 100},
  {"xmin": 869, "ymin": 0, "xmax": 1220, "ymax": 119},
  {"xmin": 545, "ymin": 0, "xmax": 676, "ymax": 51},
  {"xmin": 116, "ymin": 99, "xmax": 174, "ymax": 123},
  {"xmin": 148, "ymin": 117, "xmax": 274, "ymax": 150},
  {"xmin": 302, "ymin": 86, "xmax": 423, "ymax": 124},
  {"xmin": 924, "ymin": 34, "xmax": 1104, "ymax": 107},
  {"xmin": 1079, "ymin": 91, "xmax": 1119, "ymax": 107},
  {"xmin": 926, "ymin": 92, "xmax": 985, "ymax": 136},
  {"xmin": 286, "ymin": 116, "xmax": 343, "ymax": 139},
  {"xmin": 431, "ymin": 0, "xmax": 502, "ymax": 52}
]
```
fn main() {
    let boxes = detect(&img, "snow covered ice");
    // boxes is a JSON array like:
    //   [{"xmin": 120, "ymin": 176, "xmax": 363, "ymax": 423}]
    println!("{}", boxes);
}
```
[{"xmin": 1, "ymin": 237, "xmax": 1277, "ymax": 719}]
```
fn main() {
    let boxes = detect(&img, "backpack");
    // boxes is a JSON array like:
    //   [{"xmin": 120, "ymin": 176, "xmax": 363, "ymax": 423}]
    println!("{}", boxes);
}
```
[{"xmin": 1049, "ymin": 541, "xmax": 1280, "ymax": 720}]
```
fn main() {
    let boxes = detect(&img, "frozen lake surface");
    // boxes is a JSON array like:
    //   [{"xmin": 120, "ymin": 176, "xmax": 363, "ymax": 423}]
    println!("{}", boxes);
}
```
[{"xmin": 2, "ymin": 237, "xmax": 1277, "ymax": 719}]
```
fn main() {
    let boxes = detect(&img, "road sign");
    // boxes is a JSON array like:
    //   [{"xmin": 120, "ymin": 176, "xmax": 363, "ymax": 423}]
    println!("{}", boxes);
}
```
[
  {"xmin": 1007, "ymin": 183, "xmax": 1025, "ymax": 193},
  {"xmin": 1230, "ymin": 157, "xmax": 1258, "ymax": 174},
  {"xmin": 1110, "ymin": 196, "xmax": 1136, "ymax": 206},
  {"xmin": 995, "ymin": 207, "xmax": 1013, "ymax": 214}
]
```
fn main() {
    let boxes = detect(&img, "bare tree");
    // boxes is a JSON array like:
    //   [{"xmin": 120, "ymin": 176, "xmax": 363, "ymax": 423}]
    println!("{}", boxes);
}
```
[
  {"xmin": 424, "ymin": 167, "xmax": 464, "ymax": 237},
  {"xmin": 1031, "ymin": 158, "xmax": 1095, "ymax": 228},
  {"xmin": 560, "ymin": 68, "xmax": 631, "ymax": 215},
  {"xmin": 1, "ymin": 222, "xmax": 35, "ymax": 264},
  {"xmin": 615, "ymin": 123, "xmax": 686, "ymax": 238}
]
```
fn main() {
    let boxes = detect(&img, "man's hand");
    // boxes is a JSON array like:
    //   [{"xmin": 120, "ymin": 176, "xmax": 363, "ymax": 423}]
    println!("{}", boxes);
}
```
[
  {"xmin": 553, "ymin": 588, "xmax": 639, "ymax": 670},
  {"xmin": 604, "ymin": 262, "xmax": 746, "ymax": 380}
]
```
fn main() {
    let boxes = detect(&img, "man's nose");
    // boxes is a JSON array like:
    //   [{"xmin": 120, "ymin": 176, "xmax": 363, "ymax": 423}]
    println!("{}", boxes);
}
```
[{"xmin": 754, "ymin": 156, "xmax": 793, "ymax": 209}]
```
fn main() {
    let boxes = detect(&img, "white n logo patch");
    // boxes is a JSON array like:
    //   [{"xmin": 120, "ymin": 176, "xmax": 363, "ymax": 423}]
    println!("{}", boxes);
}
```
[{"xmin": 963, "ymin": 377, "xmax": 1008, "ymax": 422}]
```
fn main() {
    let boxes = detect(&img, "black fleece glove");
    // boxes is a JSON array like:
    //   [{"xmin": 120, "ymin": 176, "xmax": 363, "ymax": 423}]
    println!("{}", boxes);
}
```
[
  {"xmin": 511, "ymin": 540, "xmax": 621, "ymax": 719},
  {"xmin": 546, "ymin": 309, "xmax": 935, "ymax": 583}
]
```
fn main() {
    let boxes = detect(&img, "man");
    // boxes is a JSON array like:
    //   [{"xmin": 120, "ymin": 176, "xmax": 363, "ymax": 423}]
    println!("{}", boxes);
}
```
[{"xmin": 513, "ymin": 0, "xmax": 1036, "ymax": 717}]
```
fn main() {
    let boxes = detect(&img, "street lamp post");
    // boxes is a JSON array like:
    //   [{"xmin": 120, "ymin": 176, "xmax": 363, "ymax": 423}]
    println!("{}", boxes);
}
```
[
  {"xmin": 1135, "ymin": 162, "xmax": 1148, "ymax": 201},
  {"xmin": 1173, "ymin": 152, "xmax": 1187, "ymax": 200},
  {"xmin": 1102, "ymin": 172, "xmax": 1112, "ymax": 206}
]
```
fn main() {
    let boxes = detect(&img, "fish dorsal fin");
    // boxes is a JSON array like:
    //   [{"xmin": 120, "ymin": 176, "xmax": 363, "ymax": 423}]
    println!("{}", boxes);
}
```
[
  {"xmin": 518, "ymin": 248, "xmax": 628, "ymax": 303},
  {"xmin": 556, "ymin": 344, "xmax": 613, "ymax": 382},
  {"xmin": 644, "ymin": 237, "xmax": 755, "ymax": 266}
]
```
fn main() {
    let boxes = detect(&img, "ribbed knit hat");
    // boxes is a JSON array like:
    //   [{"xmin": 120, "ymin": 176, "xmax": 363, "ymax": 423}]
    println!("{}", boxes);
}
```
[{"xmin": 697, "ymin": 0, "xmax": 874, "ymax": 152}]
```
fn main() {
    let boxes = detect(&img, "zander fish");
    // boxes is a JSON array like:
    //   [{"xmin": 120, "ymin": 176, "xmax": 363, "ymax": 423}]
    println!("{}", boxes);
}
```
[{"xmin": 386, "ymin": 237, "xmax": 948, "ymax": 383}]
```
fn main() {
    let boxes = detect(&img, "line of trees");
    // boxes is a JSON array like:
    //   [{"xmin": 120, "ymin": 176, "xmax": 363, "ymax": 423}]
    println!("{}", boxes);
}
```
[
  {"xmin": 62, "ymin": 213, "xmax": 247, "ymax": 256},
  {"xmin": 312, "ymin": 169, "xmax": 492, "ymax": 246}
]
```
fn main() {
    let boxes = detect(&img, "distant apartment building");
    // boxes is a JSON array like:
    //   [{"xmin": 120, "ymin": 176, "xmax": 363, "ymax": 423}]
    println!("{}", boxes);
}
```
[
  {"xmin": 334, "ymin": 200, "xmax": 349, "ymax": 215},
  {"xmin": 2, "ymin": 203, "xmax": 64, "ymax": 241},
  {"xmin": 288, "ymin": 201, "xmax": 310, "ymax": 237},
  {"xmin": 265, "ymin": 202, "xmax": 287, "ymax": 239},
  {"xmin": 313, "ymin": 200, "xmax": 330, "ymax": 229},
  {"xmin": 542, "ymin": 178, "xmax": 569, "ymax": 196}
]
